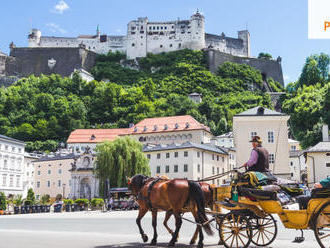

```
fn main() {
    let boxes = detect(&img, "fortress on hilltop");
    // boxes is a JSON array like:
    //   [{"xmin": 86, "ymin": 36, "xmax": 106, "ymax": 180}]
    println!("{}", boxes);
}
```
[
  {"xmin": 0, "ymin": 12, "xmax": 284, "ymax": 86},
  {"xmin": 28, "ymin": 11, "xmax": 250, "ymax": 59}
]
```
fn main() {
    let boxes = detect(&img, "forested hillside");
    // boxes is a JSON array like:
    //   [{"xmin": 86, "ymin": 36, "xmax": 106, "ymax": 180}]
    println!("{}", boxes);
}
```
[
  {"xmin": 282, "ymin": 53, "xmax": 330, "ymax": 149},
  {"xmin": 0, "ymin": 49, "xmax": 281, "ymax": 151}
]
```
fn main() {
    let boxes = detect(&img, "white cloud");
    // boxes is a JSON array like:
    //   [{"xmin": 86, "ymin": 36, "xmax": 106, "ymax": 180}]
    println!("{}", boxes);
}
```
[
  {"xmin": 46, "ymin": 23, "xmax": 67, "ymax": 34},
  {"xmin": 51, "ymin": 0, "xmax": 69, "ymax": 14}
]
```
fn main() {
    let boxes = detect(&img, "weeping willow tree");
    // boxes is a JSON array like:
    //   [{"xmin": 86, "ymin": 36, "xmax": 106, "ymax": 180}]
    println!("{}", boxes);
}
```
[{"xmin": 95, "ymin": 136, "xmax": 150, "ymax": 197}]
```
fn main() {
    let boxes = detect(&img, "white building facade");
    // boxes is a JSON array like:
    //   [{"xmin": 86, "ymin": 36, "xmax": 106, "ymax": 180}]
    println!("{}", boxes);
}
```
[
  {"xmin": 233, "ymin": 107, "xmax": 291, "ymax": 178},
  {"xmin": 28, "ymin": 12, "xmax": 250, "ymax": 60},
  {"xmin": 143, "ymin": 142, "xmax": 229, "ymax": 185},
  {"xmin": 0, "ymin": 135, "xmax": 25, "ymax": 196}
]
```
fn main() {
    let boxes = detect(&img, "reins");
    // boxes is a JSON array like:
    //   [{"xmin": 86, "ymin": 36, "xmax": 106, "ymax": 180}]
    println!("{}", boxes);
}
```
[{"xmin": 195, "ymin": 166, "xmax": 245, "ymax": 182}]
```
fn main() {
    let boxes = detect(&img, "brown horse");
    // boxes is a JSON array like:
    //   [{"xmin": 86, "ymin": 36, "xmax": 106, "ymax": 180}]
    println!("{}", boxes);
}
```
[
  {"xmin": 163, "ymin": 182, "xmax": 214, "ymax": 245},
  {"xmin": 128, "ymin": 174, "xmax": 213, "ymax": 248}
]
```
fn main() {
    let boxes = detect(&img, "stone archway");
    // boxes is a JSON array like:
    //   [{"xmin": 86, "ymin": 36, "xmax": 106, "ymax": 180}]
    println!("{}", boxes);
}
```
[{"xmin": 80, "ymin": 177, "xmax": 91, "ymax": 199}]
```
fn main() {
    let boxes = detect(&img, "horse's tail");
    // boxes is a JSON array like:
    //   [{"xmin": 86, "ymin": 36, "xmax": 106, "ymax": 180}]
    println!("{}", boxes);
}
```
[{"xmin": 188, "ymin": 180, "xmax": 214, "ymax": 236}]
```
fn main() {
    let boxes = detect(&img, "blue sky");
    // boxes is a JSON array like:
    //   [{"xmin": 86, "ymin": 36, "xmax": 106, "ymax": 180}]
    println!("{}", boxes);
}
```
[{"xmin": 1, "ymin": 0, "xmax": 329, "ymax": 84}]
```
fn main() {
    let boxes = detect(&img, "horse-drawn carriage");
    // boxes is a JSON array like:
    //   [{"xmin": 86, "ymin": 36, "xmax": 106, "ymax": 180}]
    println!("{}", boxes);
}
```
[
  {"xmin": 128, "ymin": 170, "xmax": 330, "ymax": 248},
  {"xmin": 211, "ymin": 170, "xmax": 330, "ymax": 248}
]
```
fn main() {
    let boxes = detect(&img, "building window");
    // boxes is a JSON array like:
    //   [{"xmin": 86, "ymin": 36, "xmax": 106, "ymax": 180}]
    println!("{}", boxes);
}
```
[
  {"xmin": 157, "ymin": 153, "xmax": 161, "ymax": 159},
  {"xmin": 47, "ymin": 181, "xmax": 50, "ymax": 187},
  {"xmin": 291, "ymin": 146, "xmax": 296, "ymax": 151},
  {"xmin": 165, "ymin": 165, "xmax": 169, "ymax": 173},
  {"xmin": 212, "ymin": 167, "xmax": 215, "ymax": 175},
  {"xmin": 197, "ymin": 164, "xmax": 201, "ymax": 173},
  {"xmin": 217, "ymin": 167, "xmax": 220, "ymax": 174},
  {"xmin": 58, "ymin": 169, "xmax": 62, "ymax": 174},
  {"xmin": 37, "ymin": 181, "xmax": 40, "ymax": 188},
  {"xmin": 290, "ymin": 162, "xmax": 293, "ymax": 166},
  {"xmin": 269, "ymin": 154, "xmax": 275, "ymax": 164},
  {"xmin": 3, "ymin": 160, "xmax": 7, "ymax": 169},
  {"xmin": 2, "ymin": 175, "xmax": 6, "ymax": 186},
  {"xmin": 212, "ymin": 154, "xmax": 215, "ymax": 160},
  {"xmin": 132, "ymin": 43, "xmax": 135, "ymax": 47},
  {"xmin": 222, "ymin": 157, "xmax": 224, "ymax": 162},
  {"xmin": 217, "ymin": 155, "xmax": 219, "ymax": 161},
  {"xmin": 48, "ymin": 170, "xmax": 51, "ymax": 174},
  {"xmin": 147, "ymin": 154, "xmax": 151, "ymax": 159},
  {"xmin": 170, "ymin": 44, "xmax": 172, "ymax": 47},
  {"xmin": 268, "ymin": 131, "xmax": 274, "ymax": 143},
  {"xmin": 156, "ymin": 166, "xmax": 161, "ymax": 174},
  {"xmin": 326, "ymin": 163, "xmax": 330, "ymax": 167},
  {"xmin": 174, "ymin": 165, "xmax": 178, "ymax": 173},
  {"xmin": 184, "ymin": 151, "xmax": 188, "ymax": 157},
  {"xmin": 58, "ymin": 180, "xmax": 61, "ymax": 187},
  {"xmin": 251, "ymin": 132, "xmax": 257, "ymax": 139},
  {"xmin": 160, "ymin": 45, "xmax": 163, "ymax": 48},
  {"xmin": 37, "ymin": 171, "xmax": 41, "ymax": 175},
  {"xmin": 166, "ymin": 153, "xmax": 170, "ymax": 158},
  {"xmin": 184, "ymin": 164, "xmax": 188, "ymax": 172},
  {"xmin": 197, "ymin": 151, "xmax": 200, "ymax": 158},
  {"xmin": 175, "ymin": 152, "xmax": 178, "ymax": 158},
  {"xmin": 9, "ymin": 175, "xmax": 13, "ymax": 187},
  {"xmin": 16, "ymin": 176, "xmax": 20, "ymax": 187}
]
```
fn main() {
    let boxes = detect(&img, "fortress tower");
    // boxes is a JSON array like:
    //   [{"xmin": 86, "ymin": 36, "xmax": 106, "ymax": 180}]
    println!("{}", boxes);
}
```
[
  {"xmin": 238, "ymin": 30, "xmax": 250, "ymax": 57},
  {"xmin": 188, "ymin": 10, "xmax": 205, "ymax": 50},
  {"xmin": 126, "ymin": 17, "xmax": 148, "ymax": 59},
  {"xmin": 28, "ymin": 29, "xmax": 41, "ymax": 47}
]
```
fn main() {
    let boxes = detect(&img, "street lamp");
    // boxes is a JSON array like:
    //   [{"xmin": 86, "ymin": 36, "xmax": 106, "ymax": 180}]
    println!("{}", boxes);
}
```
[{"xmin": 62, "ymin": 183, "xmax": 66, "ymax": 199}]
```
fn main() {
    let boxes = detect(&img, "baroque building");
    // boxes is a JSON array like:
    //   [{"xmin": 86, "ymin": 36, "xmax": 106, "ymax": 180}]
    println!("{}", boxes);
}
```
[{"xmin": 27, "ymin": 11, "xmax": 250, "ymax": 60}]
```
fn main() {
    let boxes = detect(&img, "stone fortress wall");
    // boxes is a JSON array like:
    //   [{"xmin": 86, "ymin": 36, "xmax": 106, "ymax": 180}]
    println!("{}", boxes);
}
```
[{"xmin": 28, "ymin": 11, "xmax": 250, "ymax": 59}]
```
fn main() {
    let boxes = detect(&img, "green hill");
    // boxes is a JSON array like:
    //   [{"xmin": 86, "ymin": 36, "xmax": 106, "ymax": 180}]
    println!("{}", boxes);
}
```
[{"xmin": 0, "ymin": 49, "xmax": 280, "ymax": 152}]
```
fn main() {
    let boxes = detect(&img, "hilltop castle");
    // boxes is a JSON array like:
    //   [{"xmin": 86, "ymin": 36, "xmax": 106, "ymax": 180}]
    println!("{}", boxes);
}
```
[{"xmin": 28, "ymin": 11, "xmax": 250, "ymax": 59}]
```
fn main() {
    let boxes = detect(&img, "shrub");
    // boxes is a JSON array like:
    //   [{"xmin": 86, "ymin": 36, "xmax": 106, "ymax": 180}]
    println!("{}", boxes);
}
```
[
  {"xmin": 41, "ymin": 194, "xmax": 50, "ymax": 205},
  {"xmin": 14, "ymin": 194, "xmax": 23, "ymax": 206},
  {"xmin": 26, "ymin": 188, "xmax": 35, "ymax": 205},
  {"xmin": 74, "ymin": 199, "xmax": 89, "ymax": 206},
  {"xmin": 24, "ymin": 200, "xmax": 32, "ymax": 206},
  {"xmin": 90, "ymin": 198, "xmax": 104, "ymax": 208},
  {"xmin": 0, "ymin": 192, "xmax": 6, "ymax": 211},
  {"xmin": 63, "ymin": 199, "xmax": 74, "ymax": 205}
]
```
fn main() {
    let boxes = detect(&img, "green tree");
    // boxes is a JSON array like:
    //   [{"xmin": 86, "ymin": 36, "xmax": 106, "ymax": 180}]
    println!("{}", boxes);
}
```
[
  {"xmin": 95, "ymin": 136, "xmax": 150, "ymax": 197},
  {"xmin": 41, "ymin": 194, "xmax": 50, "ymax": 205},
  {"xmin": 26, "ymin": 188, "xmax": 35, "ymax": 205},
  {"xmin": 258, "ymin": 52, "xmax": 272, "ymax": 60},
  {"xmin": 0, "ymin": 192, "xmax": 6, "ymax": 211}
]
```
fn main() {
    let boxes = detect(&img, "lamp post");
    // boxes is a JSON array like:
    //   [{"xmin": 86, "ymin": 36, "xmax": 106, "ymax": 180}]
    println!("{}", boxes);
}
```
[{"xmin": 62, "ymin": 183, "xmax": 66, "ymax": 199}]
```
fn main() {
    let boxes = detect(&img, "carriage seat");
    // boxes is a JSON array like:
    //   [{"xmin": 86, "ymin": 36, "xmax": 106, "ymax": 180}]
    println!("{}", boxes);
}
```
[
  {"xmin": 296, "ymin": 188, "xmax": 330, "ymax": 210},
  {"xmin": 239, "ymin": 187, "xmax": 277, "ymax": 201}
]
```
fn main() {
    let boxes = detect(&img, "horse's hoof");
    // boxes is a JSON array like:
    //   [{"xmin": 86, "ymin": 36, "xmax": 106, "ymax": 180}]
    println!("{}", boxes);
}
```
[
  {"xmin": 218, "ymin": 240, "xmax": 224, "ymax": 245},
  {"xmin": 197, "ymin": 243, "xmax": 203, "ymax": 248},
  {"xmin": 142, "ymin": 234, "xmax": 148, "ymax": 243},
  {"xmin": 190, "ymin": 240, "xmax": 196, "ymax": 245},
  {"xmin": 168, "ymin": 243, "xmax": 175, "ymax": 247},
  {"xmin": 150, "ymin": 240, "xmax": 157, "ymax": 246}
]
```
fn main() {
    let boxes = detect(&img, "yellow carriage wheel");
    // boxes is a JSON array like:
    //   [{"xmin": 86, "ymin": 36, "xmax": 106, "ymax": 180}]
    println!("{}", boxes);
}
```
[
  {"xmin": 219, "ymin": 212, "xmax": 252, "ymax": 248},
  {"xmin": 313, "ymin": 201, "xmax": 330, "ymax": 248},
  {"xmin": 249, "ymin": 214, "xmax": 277, "ymax": 247}
]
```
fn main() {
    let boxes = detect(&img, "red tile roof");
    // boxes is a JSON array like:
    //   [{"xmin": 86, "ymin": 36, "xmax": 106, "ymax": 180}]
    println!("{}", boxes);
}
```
[
  {"xmin": 67, "ymin": 128, "xmax": 130, "ymax": 143},
  {"xmin": 67, "ymin": 115, "xmax": 210, "ymax": 143},
  {"xmin": 131, "ymin": 115, "xmax": 210, "ymax": 134}
]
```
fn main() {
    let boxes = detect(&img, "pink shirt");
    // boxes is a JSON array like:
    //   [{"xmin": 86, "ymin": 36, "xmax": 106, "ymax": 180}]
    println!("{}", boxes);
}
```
[{"xmin": 246, "ymin": 149, "xmax": 259, "ymax": 167}]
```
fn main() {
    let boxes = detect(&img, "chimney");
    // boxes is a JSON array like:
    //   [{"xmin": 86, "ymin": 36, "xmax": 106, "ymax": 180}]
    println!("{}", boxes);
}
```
[{"xmin": 322, "ymin": 124, "xmax": 329, "ymax": 142}]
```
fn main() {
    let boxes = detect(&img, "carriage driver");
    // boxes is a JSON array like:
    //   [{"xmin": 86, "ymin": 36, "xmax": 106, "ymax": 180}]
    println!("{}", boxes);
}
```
[{"xmin": 243, "ymin": 136, "xmax": 270, "ymax": 172}]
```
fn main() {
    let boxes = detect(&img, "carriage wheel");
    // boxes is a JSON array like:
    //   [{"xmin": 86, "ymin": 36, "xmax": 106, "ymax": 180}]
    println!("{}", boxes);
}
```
[
  {"xmin": 219, "ymin": 212, "xmax": 252, "ymax": 248},
  {"xmin": 313, "ymin": 201, "xmax": 330, "ymax": 248},
  {"xmin": 249, "ymin": 214, "xmax": 277, "ymax": 246}
]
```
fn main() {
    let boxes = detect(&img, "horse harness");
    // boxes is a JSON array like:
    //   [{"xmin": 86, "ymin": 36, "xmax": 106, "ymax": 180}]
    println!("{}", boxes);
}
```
[{"xmin": 137, "ymin": 177, "xmax": 164, "ymax": 211}]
